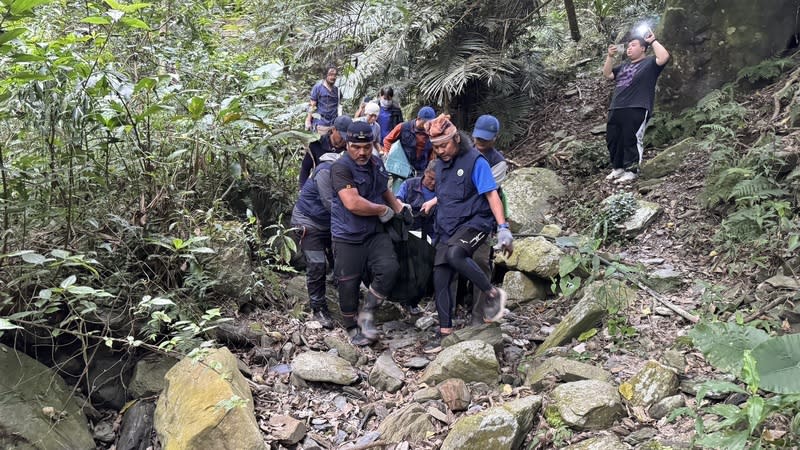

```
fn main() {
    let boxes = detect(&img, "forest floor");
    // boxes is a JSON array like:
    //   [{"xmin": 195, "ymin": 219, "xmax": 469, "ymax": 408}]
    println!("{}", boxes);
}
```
[{"xmin": 238, "ymin": 64, "xmax": 800, "ymax": 449}]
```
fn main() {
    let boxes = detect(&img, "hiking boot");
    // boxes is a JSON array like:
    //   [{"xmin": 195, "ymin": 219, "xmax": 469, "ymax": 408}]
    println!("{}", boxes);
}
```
[
  {"xmin": 348, "ymin": 327, "xmax": 375, "ymax": 347},
  {"xmin": 423, "ymin": 331, "xmax": 449, "ymax": 354},
  {"xmin": 312, "ymin": 308, "xmax": 334, "ymax": 330},
  {"xmin": 483, "ymin": 287, "xmax": 507, "ymax": 323},
  {"xmin": 359, "ymin": 290, "xmax": 381, "ymax": 340},
  {"xmin": 615, "ymin": 171, "xmax": 637, "ymax": 183},
  {"xmin": 606, "ymin": 168, "xmax": 625, "ymax": 180}
]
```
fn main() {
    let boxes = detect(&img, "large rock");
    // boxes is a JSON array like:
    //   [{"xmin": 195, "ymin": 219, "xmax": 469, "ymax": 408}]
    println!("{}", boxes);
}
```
[
  {"xmin": 420, "ymin": 340, "xmax": 499, "ymax": 385},
  {"xmin": 649, "ymin": 394, "xmax": 686, "ymax": 420},
  {"xmin": 323, "ymin": 336, "xmax": 360, "ymax": 365},
  {"xmin": 291, "ymin": 352, "xmax": 358, "ymax": 385},
  {"xmin": 619, "ymin": 360, "xmax": 679, "ymax": 408},
  {"xmin": 502, "ymin": 271, "xmax": 549, "ymax": 306},
  {"xmin": 129, "ymin": 355, "xmax": 179, "ymax": 399},
  {"xmin": 646, "ymin": 268, "xmax": 685, "ymax": 293},
  {"xmin": 154, "ymin": 347, "xmax": 266, "ymax": 450},
  {"xmin": 561, "ymin": 434, "xmax": 624, "ymax": 450},
  {"xmin": 208, "ymin": 221, "xmax": 253, "ymax": 302},
  {"xmin": 640, "ymin": 138, "xmax": 695, "ymax": 180},
  {"xmin": 525, "ymin": 356, "xmax": 612, "ymax": 389},
  {"xmin": 116, "ymin": 399, "xmax": 156, "ymax": 450},
  {"xmin": 368, "ymin": 352, "xmax": 405, "ymax": 393},
  {"xmin": 659, "ymin": 1, "xmax": 800, "ymax": 112},
  {"xmin": 552, "ymin": 380, "xmax": 623, "ymax": 430},
  {"xmin": 87, "ymin": 346, "xmax": 134, "ymax": 409},
  {"xmin": 495, "ymin": 236, "xmax": 563, "ymax": 278},
  {"xmin": 536, "ymin": 280, "xmax": 636, "ymax": 355},
  {"xmin": 503, "ymin": 168, "xmax": 565, "ymax": 234},
  {"xmin": 376, "ymin": 404, "xmax": 436, "ymax": 443},
  {"xmin": 612, "ymin": 199, "xmax": 661, "ymax": 236},
  {"xmin": 441, "ymin": 323, "xmax": 503, "ymax": 353},
  {"xmin": 440, "ymin": 396, "xmax": 542, "ymax": 450},
  {"xmin": 0, "ymin": 344, "xmax": 95, "ymax": 450}
]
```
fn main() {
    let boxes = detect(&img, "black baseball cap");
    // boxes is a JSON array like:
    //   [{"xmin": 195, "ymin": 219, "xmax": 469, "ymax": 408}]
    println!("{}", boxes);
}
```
[{"xmin": 347, "ymin": 121, "xmax": 374, "ymax": 143}]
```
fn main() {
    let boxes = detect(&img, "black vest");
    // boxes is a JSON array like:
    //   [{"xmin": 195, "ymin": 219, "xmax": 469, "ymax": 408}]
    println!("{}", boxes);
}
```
[
  {"xmin": 399, "ymin": 120, "xmax": 432, "ymax": 173},
  {"xmin": 435, "ymin": 148, "xmax": 495, "ymax": 241},
  {"xmin": 331, "ymin": 153, "xmax": 390, "ymax": 243},
  {"xmin": 295, "ymin": 161, "xmax": 333, "ymax": 229}
]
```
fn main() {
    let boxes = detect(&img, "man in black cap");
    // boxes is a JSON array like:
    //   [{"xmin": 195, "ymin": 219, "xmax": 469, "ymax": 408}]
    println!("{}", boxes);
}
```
[
  {"xmin": 299, "ymin": 115, "xmax": 352, "ymax": 189},
  {"xmin": 330, "ymin": 121, "xmax": 407, "ymax": 345}
]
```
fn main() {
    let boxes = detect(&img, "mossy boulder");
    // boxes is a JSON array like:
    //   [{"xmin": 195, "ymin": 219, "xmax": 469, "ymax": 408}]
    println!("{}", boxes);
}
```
[
  {"xmin": 440, "ymin": 396, "xmax": 542, "ymax": 450},
  {"xmin": 495, "ymin": 236, "xmax": 563, "ymax": 279},
  {"xmin": 503, "ymin": 168, "xmax": 565, "ymax": 234},
  {"xmin": 376, "ymin": 404, "xmax": 436, "ymax": 443},
  {"xmin": 561, "ymin": 434, "xmax": 624, "ymax": 450},
  {"xmin": 640, "ymin": 138, "xmax": 696, "ymax": 180},
  {"xmin": 525, "ymin": 356, "xmax": 612, "ymax": 389},
  {"xmin": 502, "ymin": 271, "xmax": 549, "ymax": 306},
  {"xmin": 552, "ymin": 380, "xmax": 623, "ymax": 430},
  {"xmin": 420, "ymin": 340, "xmax": 499, "ymax": 385},
  {"xmin": 291, "ymin": 351, "xmax": 358, "ymax": 385},
  {"xmin": 619, "ymin": 360, "xmax": 679, "ymax": 408}
]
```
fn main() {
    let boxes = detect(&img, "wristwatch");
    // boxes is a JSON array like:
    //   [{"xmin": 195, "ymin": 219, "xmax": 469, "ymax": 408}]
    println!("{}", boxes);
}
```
[{"xmin": 498, "ymin": 223, "xmax": 510, "ymax": 229}]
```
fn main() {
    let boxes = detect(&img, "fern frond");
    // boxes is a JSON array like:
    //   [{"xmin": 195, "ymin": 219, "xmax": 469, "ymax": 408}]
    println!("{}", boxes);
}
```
[{"xmin": 729, "ymin": 175, "xmax": 788, "ymax": 203}]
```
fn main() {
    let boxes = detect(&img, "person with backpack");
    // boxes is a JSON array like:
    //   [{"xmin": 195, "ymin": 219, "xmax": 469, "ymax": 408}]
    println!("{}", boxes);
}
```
[
  {"xmin": 422, "ymin": 114, "xmax": 513, "ymax": 353},
  {"xmin": 376, "ymin": 86, "xmax": 403, "ymax": 143},
  {"xmin": 330, "ymin": 121, "xmax": 409, "ymax": 346},
  {"xmin": 305, "ymin": 65, "xmax": 341, "ymax": 134},
  {"xmin": 298, "ymin": 115, "xmax": 351, "ymax": 189},
  {"xmin": 291, "ymin": 151, "xmax": 342, "ymax": 329},
  {"xmin": 382, "ymin": 106, "xmax": 436, "ymax": 174}
]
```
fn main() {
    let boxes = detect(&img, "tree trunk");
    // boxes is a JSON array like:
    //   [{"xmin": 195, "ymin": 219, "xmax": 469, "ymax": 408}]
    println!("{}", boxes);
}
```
[{"xmin": 564, "ymin": 0, "xmax": 581, "ymax": 41}]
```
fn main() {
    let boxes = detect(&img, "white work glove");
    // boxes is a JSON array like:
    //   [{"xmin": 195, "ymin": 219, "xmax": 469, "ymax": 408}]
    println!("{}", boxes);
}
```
[
  {"xmin": 494, "ymin": 226, "xmax": 514, "ymax": 257},
  {"xmin": 378, "ymin": 206, "xmax": 395, "ymax": 223}
]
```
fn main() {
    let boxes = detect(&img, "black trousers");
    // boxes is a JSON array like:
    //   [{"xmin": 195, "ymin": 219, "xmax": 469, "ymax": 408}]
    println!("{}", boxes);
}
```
[
  {"xmin": 332, "ymin": 233, "xmax": 399, "ymax": 315},
  {"xmin": 606, "ymin": 107, "xmax": 648, "ymax": 171},
  {"xmin": 433, "ymin": 228, "xmax": 491, "ymax": 329},
  {"xmin": 298, "ymin": 226, "xmax": 331, "ymax": 309}
]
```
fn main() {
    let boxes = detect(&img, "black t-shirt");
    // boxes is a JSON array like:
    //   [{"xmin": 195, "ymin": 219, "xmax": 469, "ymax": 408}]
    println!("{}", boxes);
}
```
[{"xmin": 610, "ymin": 56, "xmax": 665, "ymax": 113}]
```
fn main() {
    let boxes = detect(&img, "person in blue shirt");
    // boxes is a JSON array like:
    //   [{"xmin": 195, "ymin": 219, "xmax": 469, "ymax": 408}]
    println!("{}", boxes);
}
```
[
  {"xmin": 291, "ymin": 152, "xmax": 341, "ymax": 329},
  {"xmin": 376, "ymin": 86, "xmax": 403, "ymax": 143},
  {"xmin": 421, "ymin": 114, "xmax": 514, "ymax": 353},
  {"xmin": 305, "ymin": 65, "xmax": 340, "ymax": 133}
]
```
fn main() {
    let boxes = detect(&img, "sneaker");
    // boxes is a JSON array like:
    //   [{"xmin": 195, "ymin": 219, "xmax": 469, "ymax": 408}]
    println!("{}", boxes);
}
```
[
  {"xmin": 312, "ymin": 309, "xmax": 334, "ymax": 330},
  {"xmin": 483, "ymin": 288, "xmax": 507, "ymax": 322},
  {"xmin": 614, "ymin": 171, "xmax": 638, "ymax": 183},
  {"xmin": 605, "ymin": 168, "xmax": 625, "ymax": 180},
  {"xmin": 423, "ymin": 332, "xmax": 449, "ymax": 354}
]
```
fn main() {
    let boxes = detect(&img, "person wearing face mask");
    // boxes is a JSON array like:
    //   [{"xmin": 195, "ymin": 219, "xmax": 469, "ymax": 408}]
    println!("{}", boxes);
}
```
[
  {"xmin": 602, "ymin": 29, "xmax": 670, "ymax": 184},
  {"xmin": 355, "ymin": 102, "xmax": 383, "ymax": 156},
  {"xmin": 330, "ymin": 121, "xmax": 408, "ymax": 346},
  {"xmin": 376, "ymin": 86, "xmax": 404, "ymax": 143},
  {"xmin": 382, "ymin": 106, "xmax": 436, "ymax": 175}
]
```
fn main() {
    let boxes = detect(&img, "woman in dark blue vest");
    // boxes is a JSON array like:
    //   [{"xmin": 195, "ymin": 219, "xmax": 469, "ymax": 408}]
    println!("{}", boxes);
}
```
[
  {"xmin": 330, "ymin": 121, "xmax": 408, "ymax": 346},
  {"xmin": 422, "ymin": 114, "xmax": 514, "ymax": 353},
  {"xmin": 382, "ymin": 106, "xmax": 436, "ymax": 174}
]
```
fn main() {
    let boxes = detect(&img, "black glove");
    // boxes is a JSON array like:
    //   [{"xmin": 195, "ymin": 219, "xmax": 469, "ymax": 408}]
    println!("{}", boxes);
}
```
[{"xmin": 401, "ymin": 203, "xmax": 414, "ymax": 226}]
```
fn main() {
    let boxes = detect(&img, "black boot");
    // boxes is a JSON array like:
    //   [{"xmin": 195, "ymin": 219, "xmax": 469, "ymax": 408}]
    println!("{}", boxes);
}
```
[
  {"xmin": 344, "ymin": 314, "xmax": 374, "ymax": 346},
  {"xmin": 312, "ymin": 308, "xmax": 334, "ymax": 329},
  {"xmin": 358, "ymin": 290, "xmax": 381, "ymax": 340}
]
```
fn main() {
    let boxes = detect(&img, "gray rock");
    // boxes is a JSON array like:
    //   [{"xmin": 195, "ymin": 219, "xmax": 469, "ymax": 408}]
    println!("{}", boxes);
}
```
[
  {"xmin": 441, "ymin": 323, "xmax": 503, "ymax": 353},
  {"xmin": 502, "ymin": 271, "xmax": 549, "ymax": 307},
  {"xmin": 374, "ymin": 301, "xmax": 404, "ymax": 324},
  {"xmin": 762, "ymin": 274, "xmax": 800, "ymax": 290},
  {"xmin": 94, "ymin": 420, "xmax": 116, "ymax": 443},
  {"xmin": 292, "ymin": 352, "xmax": 358, "ymax": 385},
  {"xmin": 620, "ymin": 200, "xmax": 661, "ymax": 235},
  {"xmin": 376, "ymin": 404, "xmax": 436, "ymax": 443},
  {"xmin": 503, "ymin": 168, "xmax": 565, "ymax": 234},
  {"xmin": 552, "ymin": 380, "xmax": 623, "ymax": 430},
  {"xmin": 525, "ymin": 356, "xmax": 612, "ymax": 389},
  {"xmin": 562, "ymin": 434, "xmax": 624, "ymax": 450},
  {"xmin": 624, "ymin": 427, "xmax": 658, "ymax": 446},
  {"xmin": 536, "ymin": 280, "xmax": 636, "ymax": 355},
  {"xmin": 440, "ymin": 396, "xmax": 542, "ymax": 450},
  {"xmin": 0, "ymin": 344, "xmax": 95, "ymax": 450},
  {"xmin": 540, "ymin": 224, "xmax": 562, "ymax": 238},
  {"xmin": 590, "ymin": 123, "xmax": 607, "ymax": 135},
  {"xmin": 129, "ymin": 355, "xmax": 178, "ymax": 399},
  {"xmin": 209, "ymin": 223, "xmax": 253, "ymax": 302},
  {"xmin": 323, "ymin": 336, "xmax": 360, "ymax": 365},
  {"xmin": 116, "ymin": 399, "xmax": 155, "ymax": 450},
  {"xmin": 646, "ymin": 268, "xmax": 684, "ymax": 293},
  {"xmin": 388, "ymin": 336, "xmax": 418, "ymax": 351},
  {"xmin": 405, "ymin": 357, "xmax": 430, "ymax": 369},
  {"xmin": 415, "ymin": 315, "xmax": 437, "ymax": 330},
  {"xmin": 368, "ymin": 352, "xmax": 405, "ymax": 393},
  {"xmin": 495, "ymin": 236, "xmax": 563, "ymax": 278},
  {"xmin": 420, "ymin": 340, "xmax": 499, "ymax": 385},
  {"xmin": 649, "ymin": 394, "xmax": 686, "ymax": 420},
  {"xmin": 640, "ymin": 138, "xmax": 696, "ymax": 180},
  {"xmin": 87, "ymin": 347, "xmax": 134, "ymax": 409},
  {"xmin": 154, "ymin": 347, "xmax": 266, "ymax": 450},
  {"xmin": 620, "ymin": 360, "xmax": 679, "ymax": 408},
  {"xmin": 660, "ymin": 349, "xmax": 686, "ymax": 373},
  {"xmin": 412, "ymin": 386, "xmax": 441, "ymax": 403}
]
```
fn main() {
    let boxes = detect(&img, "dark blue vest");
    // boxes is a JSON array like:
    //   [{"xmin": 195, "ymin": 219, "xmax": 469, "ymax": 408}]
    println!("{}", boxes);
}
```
[
  {"xmin": 295, "ymin": 161, "xmax": 333, "ymax": 228},
  {"xmin": 331, "ymin": 153, "xmax": 390, "ymax": 243},
  {"xmin": 479, "ymin": 146, "xmax": 505, "ymax": 167},
  {"xmin": 400, "ymin": 177, "xmax": 436, "ymax": 237},
  {"xmin": 399, "ymin": 120, "xmax": 432, "ymax": 173},
  {"xmin": 435, "ymin": 148, "xmax": 494, "ymax": 241}
]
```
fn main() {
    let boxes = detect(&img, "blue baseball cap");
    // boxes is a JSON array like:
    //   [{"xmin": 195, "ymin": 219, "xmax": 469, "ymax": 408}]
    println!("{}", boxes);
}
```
[
  {"xmin": 473, "ymin": 115, "xmax": 500, "ymax": 141},
  {"xmin": 333, "ymin": 115, "xmax": 353, "ymax": 133},
  {"xmin": 417, "ymin": 106, "xmax": 436, "ymax": 120}
]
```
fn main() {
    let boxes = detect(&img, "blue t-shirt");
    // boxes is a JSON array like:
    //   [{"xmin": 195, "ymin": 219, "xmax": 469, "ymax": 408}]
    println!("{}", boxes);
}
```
[
  {"xmin": 377, "ymin": 107, "xmax": 392, "ymax": 142},
  {"xmin": 472, "ymin": 157, "xmax": 497, "ymax": 195},
  {"xmin": 396, "ymin": 181, "xmax": 436, "ymax": 203},
  {"xmin": 310, "ymin": 81, "xmax": 339, "ymax": 127}
]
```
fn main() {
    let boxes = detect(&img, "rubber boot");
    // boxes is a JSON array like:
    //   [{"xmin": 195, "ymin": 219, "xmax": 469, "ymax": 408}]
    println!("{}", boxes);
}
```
[
  {"xmin": 358, "ymin": 290, "xmax": 381, "ymax": 340},
  {"xmin": 344, "ymin": 314, "xmax": 373, "ymax": 346}
]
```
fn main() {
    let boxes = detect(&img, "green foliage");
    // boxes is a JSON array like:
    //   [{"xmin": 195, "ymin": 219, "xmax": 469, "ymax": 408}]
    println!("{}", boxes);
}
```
[
  {"xmin": 688, "ymin": 321, "xmax": 769, "ymax": 377},
  {"xmin": 592, "ymin": 192, "xmax": 637, "ymax": 243},
  {"xmin": 737, "ymin": 58, "xmax": 793, "ymax": 85}
]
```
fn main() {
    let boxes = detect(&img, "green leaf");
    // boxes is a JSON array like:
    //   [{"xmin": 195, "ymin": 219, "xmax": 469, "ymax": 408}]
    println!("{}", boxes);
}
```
[
  {"xmin": 21, "ymin": 252, "xmax": 46, "ymax": 264},
  {"xmin": 149, "ymin": 297, "xmax": 175, "ymax": 306},
  {"xmin": 120, "ymin": 17, "xmax": 149, "ymax": 30},
  {"xmin": 60, "ymin": 275, "xmax": 77, "ymax": 289},
  {"xmin": 104, "ymin": 0, "xmax": 151, "ymax": 13},
  {"xmin": 558, "ymin": 254, "xmax": 581, "ymax": 277},
  {"xmin": 67, "ymin": 285, "xmax": 97, "ymax": 295},
  {"xmin": 188, "ymin": 247, "xmax": 215, "ymax": 254},
  {"xmin": 689, "ymin": 321, "xmax": 769, "ymax": 376},
  {"xmin": 695, "ymin": 430, "xmax": 749, "ymax": 450},
  {"xmin": 0, "ymin": 318, "xmax": 22, "ymax": 330},
  {"xmin": 187, "ymin": 96, "xmax": 205, "ymax": 120},
  {"xmin": 50, "ymin": 249, "xmax": 70, "ymax": 259},
  {"xmin": 752, "ymin": 334, "xmax": 800, "ymax": 394},
  {"xmin": 0, "ymin": 28, "xmax": 27, "ymax": 45},
  {"xmin": 746, "ymin": 395, "xmax": 765, "ymax": 434},
  {"xmin": 81, "ymin": 16, "xmax": 111, "ymax": 25},
  {"xmin": 10, "ymin": 0, "xmax": 51, "ymax": 15},
  {"xmin": 696, "ymin": 380, "xmax": 747, "ymax": 401},
  {"xmin": 578, "ymin": 328, "xmax": 597, "ymax": 342}
]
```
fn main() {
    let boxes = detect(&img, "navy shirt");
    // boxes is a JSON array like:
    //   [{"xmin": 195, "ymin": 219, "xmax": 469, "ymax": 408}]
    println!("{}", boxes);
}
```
[
  {"xmin": 610, "ymin": 56, "xmax": 664, "ymax": 113},
  {"xmin": 310, "ymin": 81, "xmax": 340, "ymax": 127}
]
